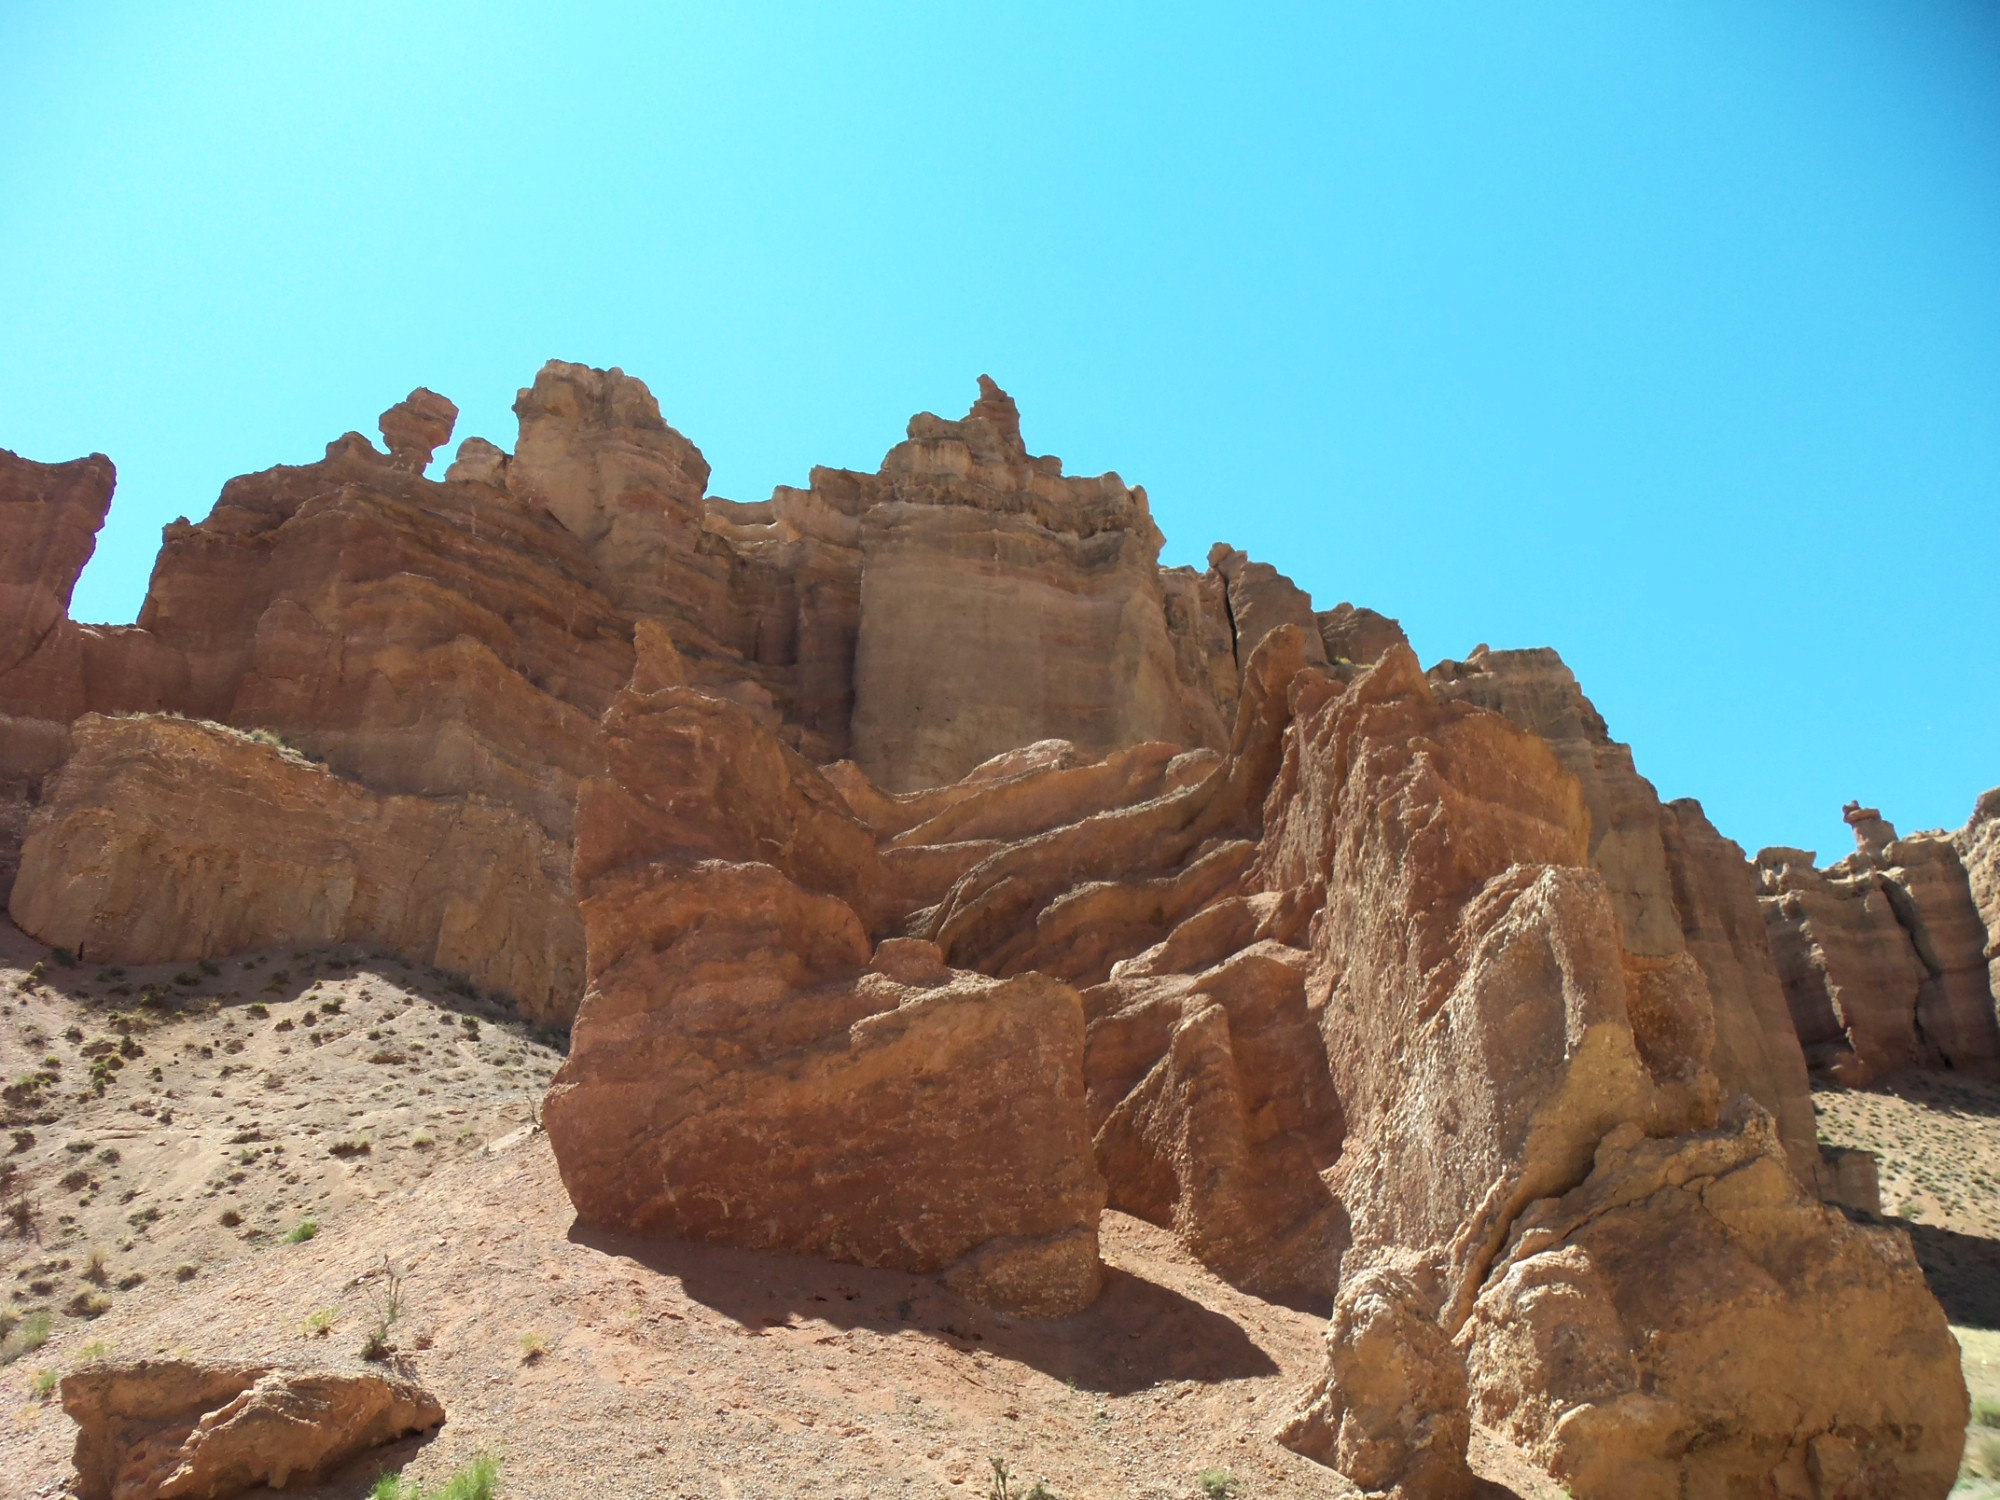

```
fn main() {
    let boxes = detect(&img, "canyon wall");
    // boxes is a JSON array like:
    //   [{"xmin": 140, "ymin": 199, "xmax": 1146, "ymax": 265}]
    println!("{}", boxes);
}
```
[{"xmin": 0, "ymin": 364, "xmax": 1979, "ymax": 1498}]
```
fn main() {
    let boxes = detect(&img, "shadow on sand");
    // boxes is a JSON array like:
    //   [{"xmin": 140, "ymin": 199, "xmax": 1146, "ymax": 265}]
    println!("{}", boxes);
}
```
[{"xmin": 567, "ymin": 1220, "xmax": 1279, "ymax": 1396}]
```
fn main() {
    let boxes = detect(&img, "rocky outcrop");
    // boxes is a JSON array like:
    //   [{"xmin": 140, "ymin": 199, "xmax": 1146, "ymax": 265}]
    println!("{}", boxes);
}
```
[
  {"xmin": 1428, "ymin": 646, "xmax": 1820, "ymax": 1185},
  {"xmin": 62, "ymin": 1359, "xmax": 443, "ymax": 1500},
  {"xmin": 844, "ymin": 378, "xmax": 1230, "ymax": 788},
  {"xmin": 1758, "ymin": 801, "xmax": 2000, "ymax": 1084},
  {"xmin": 1, "ymin": 362, "xmax": 1978, "ymax": 1498},
  {"xmin": 1463, "ymin": 1108, "xmax": 1963, "ymax": 1499},
  {"xmin": 10, "ymin": 714, "xmax": 581, "ymax": 1020},
  {"xmin": 1954, "ymin": 786, "xmax": 2000, "ymax": 1002},
  {"xmin": 1259, "ymin": 648, "xmax": 1964, "ymax": 1496},
  {"xmin": 544, "ymin": 637, "xmax": 1108, "ymax": 1316}
]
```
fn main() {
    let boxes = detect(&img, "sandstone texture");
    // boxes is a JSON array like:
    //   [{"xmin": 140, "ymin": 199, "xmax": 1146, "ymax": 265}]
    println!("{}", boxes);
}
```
[
  {"xmin": 0, "ymin": 364, "xmax": 1982, "ymax": 1497},
  {"xmin": 62, "ymin": 1359, "xmax": 443, "ymax": 1500},
  {"xmin": 1758, "ymin": 800, "xmax": 2000, "ymax": 1085},
  {"xmin": 12, "ymin": 713, "xmax": 580, "ymax": 1017}
]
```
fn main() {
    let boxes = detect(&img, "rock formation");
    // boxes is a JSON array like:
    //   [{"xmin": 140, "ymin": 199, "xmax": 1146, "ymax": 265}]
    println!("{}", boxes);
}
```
[
  {"xmin": 0, "ymin": 363, "xmax": 1979, "ymax": 1496},
  {"xmin": 62, "ymin": 1359, "xmax": 443, "ymax": 1500},
  {"xmin": 1955, "ymin": 786, "xmax": 2000, "ymax": 1001},
  {"xmin": 1758, "ymin": 800, "xmax": 2000, "ymax": 1084},
  {"xmin": 13, "ymin": 714, "xmax": 580, "ymax": 1014}
]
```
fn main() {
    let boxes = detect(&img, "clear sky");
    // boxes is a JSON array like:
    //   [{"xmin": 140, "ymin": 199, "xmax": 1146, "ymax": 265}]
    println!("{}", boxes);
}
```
[{"xmin": 3, "ymin": 2, "xmax": 1996, "ymax": 859}]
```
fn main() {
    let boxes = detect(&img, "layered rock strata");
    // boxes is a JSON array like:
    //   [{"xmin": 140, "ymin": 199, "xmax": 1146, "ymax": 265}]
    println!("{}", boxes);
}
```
[
  {"xmin": 0, "ymin": 363, "xmax": 1978, "ymax": 1497},
  {"xmin": 1429, "ymin": 646, "xmax": 1821, "ymax": 1185},
  {"xmin": 1758, "ymin": 800, "xmax": 2000, "ymax": 1084},
  {"xmin": 544, "ymin": 629, "xmax": 1108, "ymax": 1317},
  {"xmin": 13, "ymin": 714, "xmax": 581, "ymax": 1015}
]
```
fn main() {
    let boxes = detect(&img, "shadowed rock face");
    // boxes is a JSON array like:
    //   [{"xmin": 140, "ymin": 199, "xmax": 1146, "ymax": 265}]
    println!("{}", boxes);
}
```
[{"xmin": 0, "ymin": 364, "xmax": 1977, "ymax": 1496}]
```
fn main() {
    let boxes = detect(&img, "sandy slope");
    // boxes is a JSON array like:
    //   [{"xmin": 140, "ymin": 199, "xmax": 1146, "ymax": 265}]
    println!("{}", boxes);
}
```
[{"xmin": 0, "ymin": 924, "xmax": 1570, "ymax": 1499}]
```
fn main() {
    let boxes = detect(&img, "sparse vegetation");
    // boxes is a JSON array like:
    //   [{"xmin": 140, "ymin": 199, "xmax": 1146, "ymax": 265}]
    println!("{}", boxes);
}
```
[
  {"xmin": 1198, "ymin": 1469, "xmax": 1241, "ymax": 1498},
  {"xmin": 369, "ymin": 1451, "xmax": 501, "ymax": 1500},
  {"xmin": 986, "ymin": 1457, "xmax": 1057, "ymax": 1500},
  {"xmin": 304, "ymin": 1306, "xmax": 339, "ymax": 1337},
  {"xmin": 360, "ymin": 1257, "xmax": 407, "ymax": 1361},
  {"xmin": 330, "ymin": 1136, "xmax": 372, "ymax": 1158},
  {"xmin": 28, "ymin": 1366, "xmax": 58, "ymax": 1400},
  {"xmin": 0, "ymin": 1310, "xmax": 53, "ymax": 1366},
  {"xmin": 64, "ymin": 1289, "xmax": 111, "ymax": 1319},
  {"xmin": 219, "ymin": 1209, "xmax": 243, "ymax": 1228},
  {"xmin": 76, "ymin": 1338, "xmax": 111, "ymax": 1362},
  {"xmin": 517, "ymin": 1331, "xmax": 548, "ymax": 1363},
  {"xmin": 286, "ymin": 1216, "xmax": 320, "ymax": 1243}
]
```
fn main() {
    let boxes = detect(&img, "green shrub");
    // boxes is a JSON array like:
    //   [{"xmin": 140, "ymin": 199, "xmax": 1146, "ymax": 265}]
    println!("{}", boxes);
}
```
[
  {"xmin": 286, "ymin": 1217, "xmax": 320, "ymax": 1244},
  {"xmin": 371, "ymin": 1449, "xmax": 501, "ymax": 1499}
]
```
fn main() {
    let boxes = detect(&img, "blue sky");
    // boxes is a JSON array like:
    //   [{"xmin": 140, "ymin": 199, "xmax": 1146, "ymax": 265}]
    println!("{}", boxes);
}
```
[{"xmin": 3, "ymin": 2, "xmax": 1996, "ymax": 858}]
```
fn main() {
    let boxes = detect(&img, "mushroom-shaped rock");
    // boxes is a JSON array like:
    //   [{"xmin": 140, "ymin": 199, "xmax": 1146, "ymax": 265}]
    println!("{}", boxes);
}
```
[{"xmin": 378, "ymin": 387, "xmax": 459, "ymax": 472}]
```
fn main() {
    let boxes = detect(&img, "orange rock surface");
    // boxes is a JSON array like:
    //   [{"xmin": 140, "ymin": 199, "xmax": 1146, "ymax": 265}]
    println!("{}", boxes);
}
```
[{"xmin": 0, "ymin": 362, "xmax": 1981, "ymax": 1497}]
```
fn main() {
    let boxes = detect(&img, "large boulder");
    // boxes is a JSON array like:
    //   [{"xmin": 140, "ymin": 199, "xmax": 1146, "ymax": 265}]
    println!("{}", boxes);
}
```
[{"xmin": 62, "ymin": 1359, "xmax": 443, "ymax": 1500}]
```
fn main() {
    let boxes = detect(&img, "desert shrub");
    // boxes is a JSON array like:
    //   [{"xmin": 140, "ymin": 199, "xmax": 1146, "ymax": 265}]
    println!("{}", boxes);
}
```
[
  {"xmin": 359, "ymin": 1257, "xmax": 407, "ymax": 1361},
  {"xmin": 517, "ymin": 1331, "xmax": 547, "ymax": 1363},
  {"xmin": 0, "ymin": 1310, "xmax": 53, "ymax": 1366},
  {"xmin": 174, "ymin": 1264, "xmax": 199, "ymax": 1283},
  {"xmin": 371, "ymin": 1452, "xmax": 502, "ymax": 1500},
  {"xmin": 1198, "ymin": 1470, "xmax": 1241, "ymax": 1498},
  {"xmin": 64, "ymin": 1290, "xmax": 111, "ymax": 1319},
  {"xmin": 82, "ymin": 1247, "xmax": 108, "ymax": 1285},
  {"xmin": 1976, "ymin": 1395, "xmax": 2000, "ymax": 1429},
  {"xmin": 28, "ymin": 1367, "xmax": 57, "ymax": 1400},
  {"xmin": 304, "ymin": 1306, "xmax": 339, "ymax": 1337},
  {"xmin": 286, "ymin": 1217, "xmax": 320, "ymax": 1243}
]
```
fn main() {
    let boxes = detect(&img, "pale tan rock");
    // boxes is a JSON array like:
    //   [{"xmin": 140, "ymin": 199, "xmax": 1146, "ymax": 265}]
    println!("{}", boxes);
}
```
[
  {"xmin": 9, "ymin": 714, "xmax": 581, "ymax": 1020},
  {"xmin": 1314, "ymin": 601, "xmax": 1407, "ymax": 666},
  {"xmin": 1277, "ymin": 1256, "xmax": 1474, "ymax": 1499},
  {"xmin": 1462, "ymin": 1106, "xmax": 1965, "ymax": 1500},
  {"xmin": 61, "ymin": 1359, "xmax": 442, "ymax": 1500},
  {"xmin": 849, "ymin": 382, "xmax": 1224, "ymax": 790},
  {"xmin": 1430, "ymin": 646, "xmax": 1819, "ymax": 1183},
  {"xmin": 1952, "ymin": 785, "xmax": 2000, "ymax": 1003},
  {"xmin": 1259, "ymin": 649, "xmax": 1964, "ymax": 1494},
  {"xmin": 1657, "ymin": 797, "xmax": 1822, "ymax": 1186}
]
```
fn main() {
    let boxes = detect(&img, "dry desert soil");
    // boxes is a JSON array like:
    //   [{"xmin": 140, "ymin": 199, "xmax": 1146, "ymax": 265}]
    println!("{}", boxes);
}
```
[{"xmin": 1, "ymin": 919, "xmax": 1992, "ymax": 1498}]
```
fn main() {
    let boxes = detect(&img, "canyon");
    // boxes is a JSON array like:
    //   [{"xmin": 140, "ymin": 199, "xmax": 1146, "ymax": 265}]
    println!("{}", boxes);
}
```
[{"xmin": 2, "ymin": 364, "xmax": 1994, "ymax": 1497}]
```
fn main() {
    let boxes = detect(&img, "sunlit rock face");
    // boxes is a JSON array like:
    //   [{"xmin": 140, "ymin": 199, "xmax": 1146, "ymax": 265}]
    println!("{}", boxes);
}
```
[
  {"xmin": 0, "ymin": 362, "xmax": 1975, "ymax": 1496},
  {"xmin": 1757, "ymin": 799, "xmax": 2000, "ymax": 1086}
]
